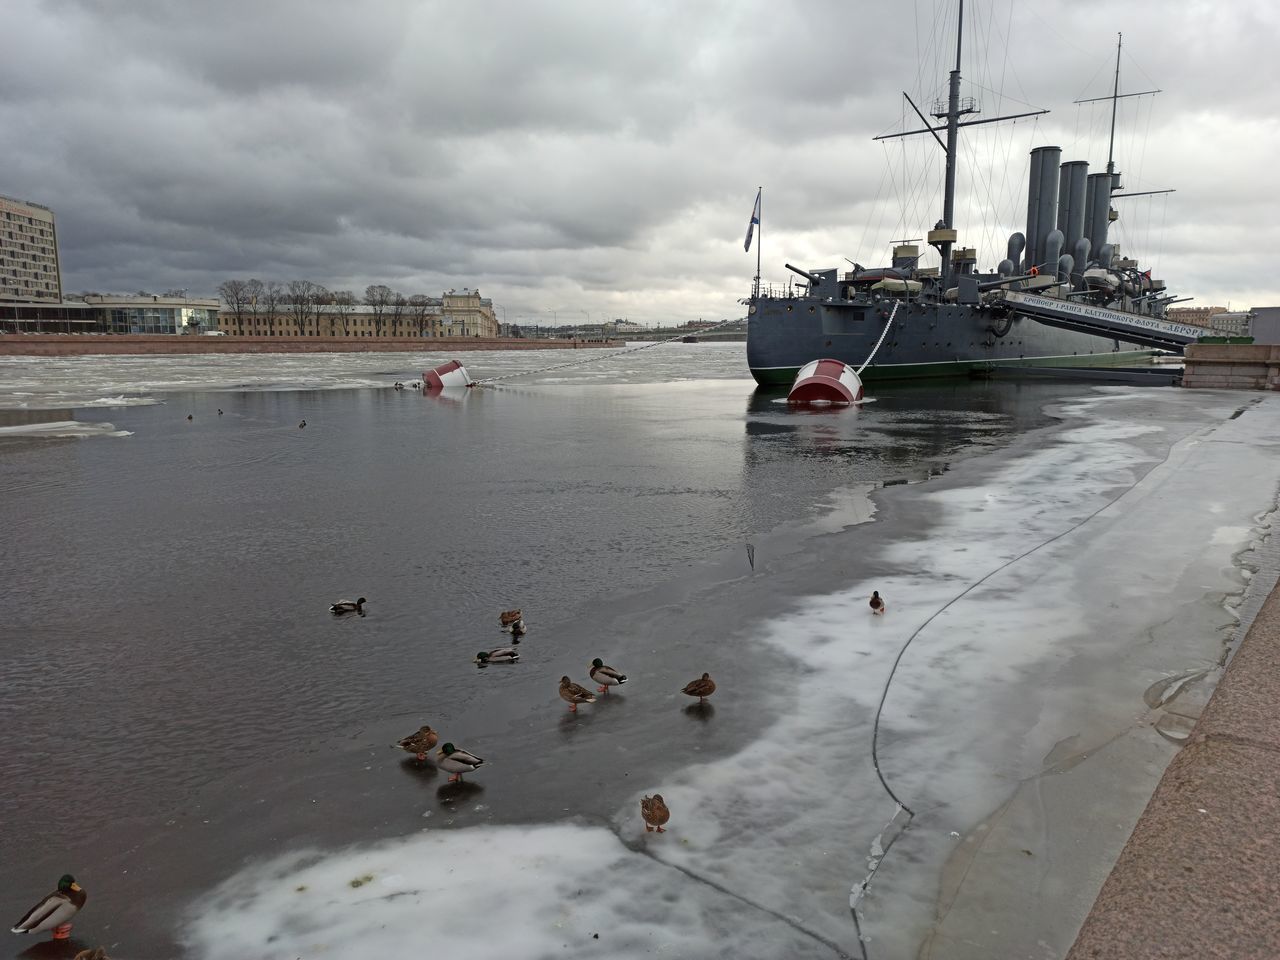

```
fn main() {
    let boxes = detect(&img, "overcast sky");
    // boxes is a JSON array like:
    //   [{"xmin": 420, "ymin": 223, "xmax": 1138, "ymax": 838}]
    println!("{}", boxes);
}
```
[{"xmin": 4, "ymin": 0, "xmax": 1277, "ymax": 325}]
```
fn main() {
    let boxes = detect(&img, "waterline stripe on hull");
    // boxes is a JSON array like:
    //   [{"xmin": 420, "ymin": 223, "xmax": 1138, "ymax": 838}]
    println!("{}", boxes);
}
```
[{"xmin": 749, "ymin": 350, "xmax": 1161, "ymax": 385}]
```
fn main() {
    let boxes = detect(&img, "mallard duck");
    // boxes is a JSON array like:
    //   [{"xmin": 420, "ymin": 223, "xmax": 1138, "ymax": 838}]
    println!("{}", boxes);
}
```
[
  {"xmin": 329, "ymin": 597, "xmax": 367, "ymax": 615},
  {"xmin": 396, "ymin": 725, "xmax": 439, "ymax": 761},
  {"xmin": 559, "ymin": 676, "xmax": 596, "ymax": 712},
  {"xmin": 11, "ymin": 874, "xmax": 85, "ymax": 937},
  {"xmin": 681, "ymin": 672, "xmax": 716, "ymax": 703},
  {"xmin": 499, "ymin": 608, "xmax": 522, "ymax": 626},
  {"xmin": 589, "ymin": 658, "xmax": 627, "ymax": 693},
  {"xmin": 299, "ymin": 420, "xmax": 307, "ymax": 429},
  {"xmin": 474, "ymin": 648, "xmax": 519, "ymax": 665},
  {"xmin": 509, "ymin": 618, "xmax": 527, "ymax": 638},
  {"xmin": 436, "ymin": 742, "xmax": 484, "ymax": 782},
  {"xmin": 73, "ymin": 949, "xmax": 109, "ymax": 960},
  {"xmin": 641, "ymin": 795, "xmax": 670, "ymax": 833},
  {"xmin": 869, "ymin": 591, "xmax": 886, "ymax": 615}
]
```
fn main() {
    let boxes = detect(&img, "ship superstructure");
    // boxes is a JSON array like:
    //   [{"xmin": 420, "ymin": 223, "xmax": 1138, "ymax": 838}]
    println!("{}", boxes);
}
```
[{"xmin": 746, "ymin": 6, "xmax": 1198, "ymax": 385}]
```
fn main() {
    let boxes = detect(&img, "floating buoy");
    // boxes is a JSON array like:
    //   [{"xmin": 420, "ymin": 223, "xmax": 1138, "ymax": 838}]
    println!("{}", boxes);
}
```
[
  {"xmin": 787, "ymin": 359, "xmax": 864, "ymax": 405},
  {"xmin": 422, "ymin": 360, "xmax": 473, "ymax": 392}
]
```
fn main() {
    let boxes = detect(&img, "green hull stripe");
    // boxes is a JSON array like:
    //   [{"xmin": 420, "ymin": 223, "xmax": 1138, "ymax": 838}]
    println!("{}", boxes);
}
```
[{"xmin": 750, "ymin": 351, "xmax": 1162, "ymax": 385}]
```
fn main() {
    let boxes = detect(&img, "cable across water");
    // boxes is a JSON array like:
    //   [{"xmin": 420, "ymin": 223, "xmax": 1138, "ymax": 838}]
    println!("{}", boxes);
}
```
[{"xmin": 471, "ymin": 318, "xmax": 741, "ymax": 386}]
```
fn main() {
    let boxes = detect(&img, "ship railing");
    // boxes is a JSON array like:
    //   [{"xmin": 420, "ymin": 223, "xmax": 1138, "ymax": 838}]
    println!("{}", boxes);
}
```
[{"xmin": 752, "ymin": 281, "xmax": 802, "ymax": 300}]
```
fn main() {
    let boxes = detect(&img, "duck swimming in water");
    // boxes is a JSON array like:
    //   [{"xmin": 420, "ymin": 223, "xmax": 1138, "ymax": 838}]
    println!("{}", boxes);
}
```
[
  {"xmin": 11, "ymin": 874, "xmax": 85, "ymax": 939},
  {"xmin": 869, "ymin": 591, "xmax": 886, "ymax": 615},
  {"xmin": 329, "ymin": 597, "xmax": 367, "ymax": 615},
  {"xmin": 499, "ymin": 609, "xmax": 525, "ymax": 637},
  {"xmin": 299, "ymin": 420, "xmax": 306, "ymax": 429},
  {"xmin": 474, "ymin": 648, "xmax": 520, "ymax": 665}
]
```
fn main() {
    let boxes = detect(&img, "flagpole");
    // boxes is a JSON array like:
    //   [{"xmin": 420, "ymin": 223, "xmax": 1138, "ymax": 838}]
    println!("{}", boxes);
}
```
[{"xmin": 755, "ymin": 186, "xmax": 762, "ymax": 298}]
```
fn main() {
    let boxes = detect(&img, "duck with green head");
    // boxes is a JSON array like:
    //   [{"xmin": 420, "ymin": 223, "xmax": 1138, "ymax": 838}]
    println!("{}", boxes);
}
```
[
  {"xmin": 436, "ymin": 742, "xmax": 484, "ymax": 783},
  {"xmin": 474, "ymin": 648, "xmax": 519, "ymax": 665},
  {"xmin": 589, "ymin": 658, "xmax": 628, "ymax": 693},
  {"xmin": 11, "ymin": 874, "xmax": 85, "ymax": 939}
]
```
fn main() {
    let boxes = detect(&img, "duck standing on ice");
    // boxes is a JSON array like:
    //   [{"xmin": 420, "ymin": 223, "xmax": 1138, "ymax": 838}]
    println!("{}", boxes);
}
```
[
  {"xmin": 869, "ymin": 591, "xmax": 886, "ymax": 615},
  {"xmin": 641, "ymin": 795, "xmax": 670, "ymax": 833},
  {"xmin": 11, "ymin": 874, "xmax": 85, "ymax": 939},
  {"xmin": 589, "ymin": 658, "xmax": 627, "ymax": 694},
  {"xmin": 681, "ymin": 672, "xmax": 716, "ymax": 704},
  {"xmin": 559, "ymin": 676, "xmax": 596, "ymax": 712},
  {"xmin": 436, "ymin": 742, "xmax": 484, "ymax": 783}
]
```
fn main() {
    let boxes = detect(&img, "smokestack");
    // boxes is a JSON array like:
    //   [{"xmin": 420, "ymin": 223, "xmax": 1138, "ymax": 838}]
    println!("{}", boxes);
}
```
[
  {"xmin": 1083, "ymin": 176, "xmax": 1097, "ymax": 251},
  {"xmin": 1035, "ymin": 147, "xmax": 1062, "ymax": 269},
  {"xmin": 1025, "ymin": 149, "xmax": 1044, "ymax": 270},
  {"xmin": 1058, "ymin": 161, "xmax": 1089, "ymax": 261},
  {"xmin": 1086, "ymin": 172, "xmax": 1112, "ymax": 253},
  {"xmin": 1007, "ymin": 232, "xmax": 1025, "ymax": 268}
]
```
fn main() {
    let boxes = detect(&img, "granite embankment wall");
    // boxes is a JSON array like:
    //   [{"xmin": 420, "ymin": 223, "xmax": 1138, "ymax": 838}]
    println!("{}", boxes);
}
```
[
  {"xmin": 1066, "ymin": 576, "xmax": 1280, "ymax": 959},
  {"xmin": 0, "ymin": 335, "xmax": 621, "ymax": 357},
  {"xmin": 1183, "ymin": 343, "xmax": 1280, "ymax": 390}
]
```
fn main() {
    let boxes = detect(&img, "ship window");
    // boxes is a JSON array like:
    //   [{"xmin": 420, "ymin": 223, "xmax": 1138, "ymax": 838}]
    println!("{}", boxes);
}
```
[
  {"xmin": 786, "ymin": 305, "xmax": 792, "ymax": 312},
  {"xmin": 808, "ymin": 306, "xmax": 815, "ymax": 313}
]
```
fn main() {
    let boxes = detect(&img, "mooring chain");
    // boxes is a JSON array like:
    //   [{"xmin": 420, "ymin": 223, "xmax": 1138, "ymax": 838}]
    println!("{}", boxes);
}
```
[
  {"xmin": 472, "ymin": 318, "xmax": 741, "ymax": 386},
  {"xmin": 855, "ymin": 301, "xmax": 899, "ymax": 376}
]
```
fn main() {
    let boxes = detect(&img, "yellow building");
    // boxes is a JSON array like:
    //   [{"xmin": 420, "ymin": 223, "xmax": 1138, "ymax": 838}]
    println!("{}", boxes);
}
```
[
  {"xmin": 217, "ymin": 287, "xmax": 498, "ymax": 337},
  {"xmin": 0, "ymin": 194, "xmax": 61, "ymax": 303}
]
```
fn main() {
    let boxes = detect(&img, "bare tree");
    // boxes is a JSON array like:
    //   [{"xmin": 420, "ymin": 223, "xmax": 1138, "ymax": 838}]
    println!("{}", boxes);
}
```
[
  {"xmin": 389, "ymin": 292, "xmax": 407, "ymax": 337},
  {"xmin": 310, "ymin": 286, "xmax": 333, "ymax": 336},
  {"xmin": 333, "ymin": 290, "xmax": 355, "ymax": 336},
  {"xmin": 287, "ymin": 280, "xmax": 317, "ymax": 335},
  {"xmin": 244, "ymin": 278, "xmax": 264, "ymax": 334},
  {"xmin": 409, "ymin": 294, "xmax": 434, "ymax": 337},
  {"xmin": 365, "ymin": 284, "xmax": 392, "ymax": 336},
  {"xmin": 262, "ymin": 281, "xmax": 283, "ymax": 336},
  {"xmin": 218, "ymin": 279, "xmax": 249, "ymax": 335}
]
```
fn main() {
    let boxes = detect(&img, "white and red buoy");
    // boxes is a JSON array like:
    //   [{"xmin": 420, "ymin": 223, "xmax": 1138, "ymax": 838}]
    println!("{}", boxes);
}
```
[
  {"xmin": 423, "ymin": 359, "xmax": 473, "ymax": 391},
  {"xmin": 787, "ymin": 359, "xmax": 864, "ymax": 405}
]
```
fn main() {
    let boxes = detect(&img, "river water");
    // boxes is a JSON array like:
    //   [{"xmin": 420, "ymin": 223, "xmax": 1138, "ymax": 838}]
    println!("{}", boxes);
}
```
[{"xmin": 1, "ymin": 344, "xmax": 1275, "ymax": 959}]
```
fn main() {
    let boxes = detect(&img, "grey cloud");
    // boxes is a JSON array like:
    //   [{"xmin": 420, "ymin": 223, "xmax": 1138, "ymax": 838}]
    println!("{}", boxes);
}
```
[{"xmin": 3, "ymin": 0, "xmax": 1278, "ymax": 321}]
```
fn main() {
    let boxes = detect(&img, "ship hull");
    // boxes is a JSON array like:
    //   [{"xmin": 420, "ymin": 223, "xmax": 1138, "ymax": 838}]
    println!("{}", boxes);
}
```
[{"xmin": 747, "ymin": 297, "xmax": 1158, "ymax": 384}]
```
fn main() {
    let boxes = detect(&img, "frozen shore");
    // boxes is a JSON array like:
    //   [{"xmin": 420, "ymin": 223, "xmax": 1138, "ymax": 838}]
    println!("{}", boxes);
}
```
[{"xmin": 177, "ymin": 388, "xmax": 1280, "ymax": 960}]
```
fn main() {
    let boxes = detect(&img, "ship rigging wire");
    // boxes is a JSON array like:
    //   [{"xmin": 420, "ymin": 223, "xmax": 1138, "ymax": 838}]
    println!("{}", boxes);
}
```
[{"xmin": 469, "ymin": 317, "xmax": 741, "ymax": 386}]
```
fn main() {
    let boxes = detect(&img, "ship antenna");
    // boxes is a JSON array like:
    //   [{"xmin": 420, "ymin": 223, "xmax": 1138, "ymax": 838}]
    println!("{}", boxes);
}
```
[{"xmin": 1107, "ymin": 33, "xmax": 1121, "ymax": 177}]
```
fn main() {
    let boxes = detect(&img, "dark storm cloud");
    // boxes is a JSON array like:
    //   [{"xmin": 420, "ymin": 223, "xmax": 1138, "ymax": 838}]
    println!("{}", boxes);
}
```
[{"xmin": 4, "ymin": 0, "xmax": 1278, "ymax": 321}]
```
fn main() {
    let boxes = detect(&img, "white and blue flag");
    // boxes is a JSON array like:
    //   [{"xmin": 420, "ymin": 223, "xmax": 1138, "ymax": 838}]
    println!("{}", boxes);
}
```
[{"xmin": 743, "ymin": 188, "xmax": 761, "ymax": 252}]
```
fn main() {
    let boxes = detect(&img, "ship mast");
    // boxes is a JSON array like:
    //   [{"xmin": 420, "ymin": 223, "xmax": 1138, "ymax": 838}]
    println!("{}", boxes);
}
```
[
  {"xmin": 874, "ymin": 1, "xmax": 1048, "ymax": 288},
  {"xmin": 938, "ymin": 0, "xmax": 965, "ymax": 283},
  {"xmin": 1106, "ymin": 32, "xmax": 1122, "ymax": 178},
  {"xmin": 1072, "ymin": 37, "xmax": 1170, "ymax": 216}
]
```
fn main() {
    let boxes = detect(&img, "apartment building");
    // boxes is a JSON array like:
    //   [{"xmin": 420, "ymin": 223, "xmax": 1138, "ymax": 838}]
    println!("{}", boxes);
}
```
[{"xmin": 0, "ymin": 194, "xmax": 61, "ymax": 302}]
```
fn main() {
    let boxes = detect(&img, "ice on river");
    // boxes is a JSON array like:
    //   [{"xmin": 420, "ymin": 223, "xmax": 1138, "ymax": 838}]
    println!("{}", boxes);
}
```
[
  {"xmin": 184, "ymin": 391, "xmax": 1280, "ymax": 960},
  {"xmin": 0, "ymin": 344, "xmax": 750, "ymax": 410},
  {"xmin": 0, "ymin": 419, "xmax": 132, "ymax": 438}
]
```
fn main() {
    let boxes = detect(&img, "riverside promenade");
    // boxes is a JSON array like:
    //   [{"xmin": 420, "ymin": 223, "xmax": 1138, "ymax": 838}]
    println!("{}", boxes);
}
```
[
  {"xmin": 0, "ymin": 334, "xmax": 622, "ymax": 356},
  {"xmin": 1067, "ymin": 572, "xmax": 1280, "ymax": 958}
]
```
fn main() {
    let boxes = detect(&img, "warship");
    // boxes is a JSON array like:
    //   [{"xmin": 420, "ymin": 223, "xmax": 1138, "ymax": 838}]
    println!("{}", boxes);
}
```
[{"xmin": 746, "ymin": 3, "xmax": 1196, "ymax": 386}]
